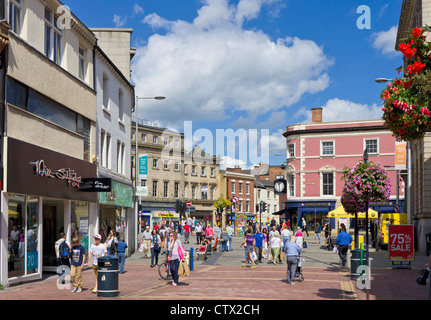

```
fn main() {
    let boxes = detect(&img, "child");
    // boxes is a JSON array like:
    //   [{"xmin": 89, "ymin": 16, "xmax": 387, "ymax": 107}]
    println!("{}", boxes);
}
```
[
  {"xmin": 87, "ymin": 234, "xmax": 107, "ymax": 293},
  {"xmin": 116, "ymin": 236, "xmax": 128, "ymax": 274},
  {"xmin": 70, "ymin": 237, "xmax": 86, "ymax": 293}
]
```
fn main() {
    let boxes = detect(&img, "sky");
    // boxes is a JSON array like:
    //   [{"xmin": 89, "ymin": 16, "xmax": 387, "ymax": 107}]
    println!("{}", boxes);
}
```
[{"xmin": 63, "ymin": 0, "xmax": 404, "ymax": 169}]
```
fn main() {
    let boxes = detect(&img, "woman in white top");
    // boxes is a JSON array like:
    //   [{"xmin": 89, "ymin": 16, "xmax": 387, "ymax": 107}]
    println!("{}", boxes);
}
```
[
  {"xmin": 168, "ymin": 232, "xmax": 186, "ymax": 286},
  {"xmin": 150, "ymin": 229, "xmax": 162, "ymax": 268},
  {"xmin": 105, "ymin": 229, "xmax": 118, "ymax": 256},
  {"xmin": 270, "ymin": 232, "xmax": 281, "ymax": 265}
]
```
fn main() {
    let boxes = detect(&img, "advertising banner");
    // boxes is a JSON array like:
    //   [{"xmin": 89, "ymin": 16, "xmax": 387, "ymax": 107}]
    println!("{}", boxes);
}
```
[{"xmin": 388, "ymin": 225, "xmax": 414, "ymax": 261}]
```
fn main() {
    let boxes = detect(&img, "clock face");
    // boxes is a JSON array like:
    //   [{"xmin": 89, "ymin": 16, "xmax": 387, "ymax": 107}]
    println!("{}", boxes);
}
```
[{"xmin": 275, "ymin": 181, "xmax": 285, "ymax": 192}]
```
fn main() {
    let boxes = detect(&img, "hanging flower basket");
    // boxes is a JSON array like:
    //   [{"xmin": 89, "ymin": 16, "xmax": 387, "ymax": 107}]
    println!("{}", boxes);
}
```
[
  {"xmin": 381, "ymin": 26, "xmax": 431, "ymax": 141},
  {"xmin": 341, "ymin": 161, "xmax": 391, "ymax": 214}
]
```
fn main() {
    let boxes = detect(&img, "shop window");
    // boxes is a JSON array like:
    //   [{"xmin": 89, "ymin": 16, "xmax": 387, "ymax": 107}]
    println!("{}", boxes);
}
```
[
  {"xmin": 71, "ymin": 202, "xmax": 89, "ymax": 258},
  {"xmin": 8, "ymin": 195, "xmax": 40, "ymax": 279}
]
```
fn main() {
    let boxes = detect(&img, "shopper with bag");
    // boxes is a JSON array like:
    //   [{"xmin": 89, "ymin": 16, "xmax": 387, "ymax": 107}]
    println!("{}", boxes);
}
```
[
  {"xmin": 240, "ymin": 229, "xmax": 256, "ymax": 268},
  {"xmin": 150, "ymin": 229, "xmax": 161, "ymax": 268},
  {"xmin": 168, "ymin": 232, "xmax": 187, "ymax": 286}
]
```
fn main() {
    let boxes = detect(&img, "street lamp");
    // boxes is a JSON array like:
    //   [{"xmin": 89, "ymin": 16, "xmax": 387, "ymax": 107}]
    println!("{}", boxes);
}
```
[
  {"xmin": 134, "ymin": 95, "xmax": 165, "ymax": 251},
  {"xmin": 374, "ymin": 78, "xmax": 393, "ymax": 83}
]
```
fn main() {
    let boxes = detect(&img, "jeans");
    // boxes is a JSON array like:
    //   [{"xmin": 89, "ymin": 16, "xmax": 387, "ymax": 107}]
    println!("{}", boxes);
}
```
[
  {"xmin": 117, "ymin": 252, "xmax": 126, "ymax": 273},
  {"xmin": 338, "ymin": 245, "xmax": 349, "ymax": 266},
  {"xmin": 286, "ymin": 256, "xmax": 298, "ymax": 283},
  {"xmin": 222, "ymin": 241, "xmax": 227, "ymax": 251},
  {"xmin": 170, "ymin": 258, "xmax": 180, "ymax": 284},
  {"xmin": 255, "ymin": 246, "xmax": 262, "ymax": 262},
  {"xmin": 151, "ymin": 248, "xmax": 159, "ymax": 266},
  {"xmin": 196, "ymin": 232, "xmax": 202, "ymax": 244},
  {"xmin": 283, "ymin": 236, "xmax": 290, "ymax": 249},
  {"xmin": 228, "ymin": 236, "xmax": 233, "ymax": 251},
  {"xmin": 314, "ymin": 233, "xmax": 321, "ymax": 244}
]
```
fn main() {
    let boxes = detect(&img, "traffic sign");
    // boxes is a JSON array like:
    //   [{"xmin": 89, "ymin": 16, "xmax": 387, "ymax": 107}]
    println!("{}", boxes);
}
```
[
  {"xmin": 232, "ymin": 196, "xmax": 239, "ymax": 203},
  {"xmin": 187, "ymin": 201, "xmax": 192, "ymax": 207},
  {"xmin": 393, "ymin": 205, "xmax": 400, "ymax": 213}
]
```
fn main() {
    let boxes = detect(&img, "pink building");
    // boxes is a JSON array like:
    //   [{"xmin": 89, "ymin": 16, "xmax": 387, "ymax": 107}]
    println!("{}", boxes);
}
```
[{"xmin": 281, "ymin": 108, "xmax": 405, "ymax": 230}]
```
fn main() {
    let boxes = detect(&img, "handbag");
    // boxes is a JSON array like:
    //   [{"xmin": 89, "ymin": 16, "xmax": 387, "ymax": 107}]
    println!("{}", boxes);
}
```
[
  {"xmin": 180, "ymin": 260, "xmax": 190, "ymax": 277},
  {"xmin": 177, "ymin": 240, "xmax": 187, "ymax": 260},
  {"xmin": 303, "ymin": 241, "xmax": 308, "ymax": 248},
  {"xmin": 416, "ymin": 268, "xmax": 430, "ymax": 285}
]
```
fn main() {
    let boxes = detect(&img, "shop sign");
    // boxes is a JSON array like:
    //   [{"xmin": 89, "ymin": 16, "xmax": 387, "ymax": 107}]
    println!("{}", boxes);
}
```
[
  {"xmin": 80, "ymin": 178, "xmax": 111, "ymax": 192},
  {"xmin": 158, "ymin": 212, "xmax": 174, "ymax": 217},
  {"xmin": 388, "ymin": 225, "xmax": 414, "ymax": 261},
  {"xmin": 32, "ymin": 159, "xmax": 81, "ymax": 188}
]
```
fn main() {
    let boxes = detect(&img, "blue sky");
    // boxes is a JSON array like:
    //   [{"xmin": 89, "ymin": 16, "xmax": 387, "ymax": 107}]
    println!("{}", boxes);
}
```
[{"xmin": 64, "ymin": 0, "xmax": 404, "ymax": 168}]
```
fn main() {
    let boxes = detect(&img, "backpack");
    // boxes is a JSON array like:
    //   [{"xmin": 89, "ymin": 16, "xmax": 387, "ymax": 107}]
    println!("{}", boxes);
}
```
[
  {"xmin": 110, "ymin": 240, "xmax": 117, "ymax": 254},
  {"xmin": 59, "ymin": 241, "xmax": 70, "ymax": 260}
]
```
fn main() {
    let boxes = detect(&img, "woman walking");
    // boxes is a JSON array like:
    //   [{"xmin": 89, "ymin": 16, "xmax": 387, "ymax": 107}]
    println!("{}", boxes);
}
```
[
  {"xmin": 295, "ymin": 227, "xmax": 304, "ymax": 248},
  {"xmin": 150, "ymin": 229, "xmax": 161, "ymax": 268},
  {"xmin": 168, "ymin": 232, "xmax": 186, "ymax": 286},
  {"xmin": 240, "ymin": 229, "xmax": 256, "ymax": 268},
  {"xmin": 270, "ymin": 231, "xmax": 281, "ymax": 265}
]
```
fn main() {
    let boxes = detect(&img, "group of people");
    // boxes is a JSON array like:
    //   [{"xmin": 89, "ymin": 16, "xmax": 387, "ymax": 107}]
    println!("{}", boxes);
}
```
[
  {"xmin": 141, "ymin": 223, "xmax": 187, "ymax": 287},
  {"xmin": 55, "ymin": 229, "xmax": 128, "ymax": 294}
]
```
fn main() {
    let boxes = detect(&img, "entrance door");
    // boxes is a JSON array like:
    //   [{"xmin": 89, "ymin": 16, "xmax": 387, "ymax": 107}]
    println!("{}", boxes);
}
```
[{"xmin": 42, "ymin": 201, "xmax": 64, "ymax": 270}]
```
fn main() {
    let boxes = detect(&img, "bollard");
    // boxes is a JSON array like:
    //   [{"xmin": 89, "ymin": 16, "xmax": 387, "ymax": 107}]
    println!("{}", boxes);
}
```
[{"xmin": 190, "ymin": 247, "xmax": 194, "ymax": 271}]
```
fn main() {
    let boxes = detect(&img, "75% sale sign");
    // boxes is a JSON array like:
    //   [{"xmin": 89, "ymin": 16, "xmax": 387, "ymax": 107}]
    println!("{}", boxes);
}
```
[{"xmin": 388, "ymin": 225, "xmax": 414, "ymax": 261}]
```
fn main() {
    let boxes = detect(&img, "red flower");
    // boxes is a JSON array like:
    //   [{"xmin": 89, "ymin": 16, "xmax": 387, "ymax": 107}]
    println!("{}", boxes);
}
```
[
  {"xmin": 399, "ymin": 43, "xmax": 416, "ymax": 59},
  {"xmin": 412, "ymin": 27, "xmax": 423, "ymax": 38},
  {"xmin": 407, "ymin": 61, "xmax": 426, "ymax": 74}
]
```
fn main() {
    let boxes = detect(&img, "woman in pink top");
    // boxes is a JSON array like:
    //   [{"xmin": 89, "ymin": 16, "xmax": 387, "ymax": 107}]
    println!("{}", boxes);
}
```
[
  {"xmin": 295, "ymin": 227, "xmax": 303, "ymax": 248},
  {"xmin": 205, "ymin": 225, "xmax": 214, "ymax": 240}
]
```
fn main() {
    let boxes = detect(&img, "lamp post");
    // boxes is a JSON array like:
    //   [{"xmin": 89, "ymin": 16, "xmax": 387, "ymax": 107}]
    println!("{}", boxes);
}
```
[{"xmin": 134, "ymin": 96, "xmax": 165, "ymax": 251}]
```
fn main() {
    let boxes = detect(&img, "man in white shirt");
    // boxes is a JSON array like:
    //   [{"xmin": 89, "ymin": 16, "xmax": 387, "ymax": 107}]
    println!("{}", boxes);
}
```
[
  {"xmin": 141, "ymin": 226, "xmax": 152, "ymax": 258},
  {"xmin": 282, "ymin": 227, "xmax": 291, "ymax": 249},
  {"xmin": 226, "ymin": 223, "xmax": 234, "ymax": 251},
  {"xmin": 195, "ymin": 222, "xmax": 203, "ymax": 244}
]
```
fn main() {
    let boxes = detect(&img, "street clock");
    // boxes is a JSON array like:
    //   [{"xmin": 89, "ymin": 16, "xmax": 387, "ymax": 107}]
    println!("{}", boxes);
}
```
[{"xmin": 274, "ymin": 178, "xmax": 287, "ymax": 195}]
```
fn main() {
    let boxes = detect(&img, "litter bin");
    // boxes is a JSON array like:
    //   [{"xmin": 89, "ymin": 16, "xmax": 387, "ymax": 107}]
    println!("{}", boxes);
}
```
[
  {"xmin": 97, "ymin": 256, "xmax": 119, "ymax": 297},
  {"xmin": 426, "ymin": 233, "xmax": 431, "ymax": 256},
  {"xmin": 350, "ymin": 249, "xmax": 367, "ymax": 278}
]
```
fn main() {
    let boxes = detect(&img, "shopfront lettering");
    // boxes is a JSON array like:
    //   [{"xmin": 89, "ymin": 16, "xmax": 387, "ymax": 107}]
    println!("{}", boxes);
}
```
[{"xmin": 31, "ymin": 160, "xmax": 81, "ymax": 188}]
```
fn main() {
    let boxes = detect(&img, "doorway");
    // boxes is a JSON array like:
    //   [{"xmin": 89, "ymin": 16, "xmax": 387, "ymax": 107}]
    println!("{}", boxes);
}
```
[{"xmin": 42, "ymin": 200, "xmax": 64, "ymax": 271}]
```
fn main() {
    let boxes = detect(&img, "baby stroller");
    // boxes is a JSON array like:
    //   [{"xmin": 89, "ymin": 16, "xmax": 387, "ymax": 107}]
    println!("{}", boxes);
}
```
[{"xmin": 294, "ymin": 256, "xmax": 304, "ymax": 282}]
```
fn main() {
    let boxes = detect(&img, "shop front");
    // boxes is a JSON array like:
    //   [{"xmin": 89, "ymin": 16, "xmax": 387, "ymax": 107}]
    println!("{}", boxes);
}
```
[
  {"xmin": 2, "ymin": 138, "xmax": 98, "ymax": 286},
  {"xmin": 98, "ymin": 180, "xmax": 133, "ymax": 243}
]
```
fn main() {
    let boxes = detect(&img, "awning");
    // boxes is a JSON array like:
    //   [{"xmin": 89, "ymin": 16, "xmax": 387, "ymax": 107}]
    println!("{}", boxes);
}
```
[
  {"xmin": 327, "ymin": 206, "xmax": 378, "ymax": 219},
  {"xmin": 273, "ymin": 208, "xmax": 287, "ymax": 216}
]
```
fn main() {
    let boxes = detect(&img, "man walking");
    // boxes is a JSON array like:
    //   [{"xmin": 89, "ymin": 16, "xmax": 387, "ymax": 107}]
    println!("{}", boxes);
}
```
[
  {"xmin": 226, "ymin": 223, "xmax": 234, "ymax": 251},
  {"xmin": 314, "ymin": 222, "xmax": 322, "ymax": 244},
  {"xmin": 195, "ymin": 222, "xmax": 203, "ymax": 244},
  {"xmin": 254, "ymin": 228, "xmax": 265, "ymax": 263},
  {"xmin": 336, "ymin": 226, "xmax": 352, "ymax": 266},
  {"xmin": 141, "ymin": 225, "xmax": 152, "ymax": 258}
]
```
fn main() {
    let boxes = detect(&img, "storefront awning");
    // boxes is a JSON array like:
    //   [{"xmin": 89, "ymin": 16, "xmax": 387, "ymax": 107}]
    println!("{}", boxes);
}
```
[
  {"xmin": 327, "ymin": 206, "xmax": 378, "ymax": 219},
  {"xmin": 273, "ymin": 208, "xmax": 287, "ymax": 216}
]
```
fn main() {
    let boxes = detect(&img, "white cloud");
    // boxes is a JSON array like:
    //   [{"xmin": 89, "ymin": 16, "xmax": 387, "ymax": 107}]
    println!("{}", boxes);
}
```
[
  {"xmin": 113, "ymin": 14, "xmax": 127, "ymax": 27},
  {"xmin": 132, "ymin": 0, "xmax": 332, "ymax": 129},
  {"xmin": 133, "ymin": 4, "xmax": 145, "ymax": 15},
  {"xmin": 371, "ymin": 25, "xmax": 401, "ymax": 56},
  {"xmin": 296, "ymin": 98, "xmax": 383, "ymax": 123}
]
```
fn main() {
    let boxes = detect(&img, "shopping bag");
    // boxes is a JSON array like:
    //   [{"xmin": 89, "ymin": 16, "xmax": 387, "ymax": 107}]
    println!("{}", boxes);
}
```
[
  {"xmin": 416, "ymin": 268, "xmax": 430, "ymax": 286},
  {"xmin": 179, "ymin": 260, "xmax": 190, "ymax": 277},
  {"xmin": 139, "ymin": 243, "xmax": 144, "ymax": 253},
  {"xmin": 333, "ymin": 246, "xmax": 338, "ymax": 253},
  {"xmin": 251, "ymin": 251, "xmax": 257, "ymax": 260},
  {"xmin": 303, "ymin": 241, "xmax": 308, "ymax": 248}
]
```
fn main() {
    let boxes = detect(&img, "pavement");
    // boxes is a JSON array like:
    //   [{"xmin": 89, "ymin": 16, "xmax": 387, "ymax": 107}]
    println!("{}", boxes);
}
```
[{"xmin": 1, "ymin": 232, "xmax": 430, "ymax": 304}]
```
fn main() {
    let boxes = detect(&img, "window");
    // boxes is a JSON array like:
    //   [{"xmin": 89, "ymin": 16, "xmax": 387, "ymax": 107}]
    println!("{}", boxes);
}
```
[
  {"xmin": 201, "ymin": 166, "xmax": 206, "ymax": 176},
  {"xmin": 192, "ymin": 165, "xmax": 196, "ymax": 175},
  {"xmin": 79, "ymin": 47, "xmax": 86, "ymax": 81},
  {"xmin": 163, "ymin": 181, "xmax": 169, "ymax": 198},
  {"xmin": 239, "ymin": 200, "xmax": 243, "ymax": 212},
  {"xmin": 118, "ymin": 89, "xmax": 124, "ymax": 122},
  {"xmin": 44, "ymin": 7, "xmax": 63, "ymax": 65},
  {"xmin": 175, "ymin": 139, "xmax": 180, "ymax": 148},
  {"xmin": 164, "ymin": 160, "xmax": 169, "ymax": 170},
  {"xmin": 239, "ymin": 182, "xmax": 243, "ymax": 194},
  {"xmin": 175, "ymin": 162, "xmax": 179, "ymax": 171},
  {"xmin": 246, "ymin": 200, "xmax": 250, "ymax": 212},
  {"xmin": 184, "ymin": 164, "xmax": 187, "ymax": 175},
  {"xmin": 141, "ymin": 134, "xmax": 146, "ymax": 142},
  {"xmin": 365, "ymin": 139, "xmax": 378, "ymax": 154},
  {"xmin": 192, "ymin": 186, "xmax": 196, "ymax": 199},
  {"xmin": 152, "ymin": 159, "xmax": 158, "ymax": 168},
  {"xmin": 117, "ymin": 141, "xmax": 125, "ymax": 174},
  {"xmin": 152, "ymin": 181, "xmax": 158, "ymax": 197},
  {"xmin": 201, "ymin": 187, "xmax": 208, "ymax": 200},
  {"xmin": 211, "ymin": 188, "xmax": 215, "ymax": 200},
  {"xmin": 322, "ymin": 172, "xmax": 334, "ymax": 196},
  {"xmin": 231, "ymin": 181, "xmax": 235, "ymax": 193},
  {"xmin": 102, "ymin": 73, "xmax": 109, "ymax": 108},
  {"xmin": 105, "ymin": 133, "xmax": 111, "ymax": 169},
  {"xmin": 164, "ymin": 138, "xmax": 169, "ymax": 146},
  {"xmin": 288, "ymin": 144, "xmax": 295, "ymax": 158},
  {"xmin": 211, "ymin": 167, "xmax": 215, "ymax": 177},
  {"xmin": 153, "ymin": 136, "xmax": 158, "ymax": 144},
  {"xmin": 246, "ymin": 183, "xmax": 250, "ymax": 195},
  {"xmin": 322, "ymin": 141, "xmax": 334, "ymax": 156},
  {"xmin": 287, "ymin": 174, "xmax": 295, "ymax": 197},
  {"xmin": 9, "ymin": 0, "xmax": 21, "ymax": 34},
  {"xmin": 174, "ymin": 182, "xmax": 179, "ymax": 198}
]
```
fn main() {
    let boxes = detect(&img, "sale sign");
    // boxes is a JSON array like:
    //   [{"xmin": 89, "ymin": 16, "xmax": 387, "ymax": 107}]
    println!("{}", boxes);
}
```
[{"xmin": 388, "ymin": 225, "xmax": 414, "ymax": 261}]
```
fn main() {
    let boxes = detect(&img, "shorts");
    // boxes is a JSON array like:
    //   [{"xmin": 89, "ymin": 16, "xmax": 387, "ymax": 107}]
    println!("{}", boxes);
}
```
[
  {"xmin": 246, "ymin": 246, "xmax": 254, "ymax": 254},
  {"xmin": 93, "ymin": 265, "xmax": 98, "ymax": 275}
]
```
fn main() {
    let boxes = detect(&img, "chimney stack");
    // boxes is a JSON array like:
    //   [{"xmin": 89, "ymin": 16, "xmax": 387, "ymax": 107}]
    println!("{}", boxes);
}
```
[{"xmin": 311, "ymin": 108, "xmax": 322, "ymax": 123}]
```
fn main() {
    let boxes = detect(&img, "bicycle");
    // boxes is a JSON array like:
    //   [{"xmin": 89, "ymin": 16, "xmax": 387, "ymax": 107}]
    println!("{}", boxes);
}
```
[{"xmin": 158, "ymin": 251, "xmax": 172, "ymax": 280}]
